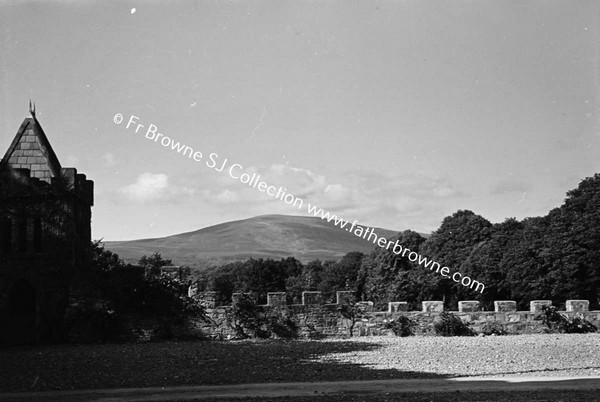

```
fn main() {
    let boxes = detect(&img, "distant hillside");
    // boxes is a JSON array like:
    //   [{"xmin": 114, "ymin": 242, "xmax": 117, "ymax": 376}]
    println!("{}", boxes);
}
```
[{"xmin": 103, "ymin": 214, "xmax": 406, "ymax": 268}]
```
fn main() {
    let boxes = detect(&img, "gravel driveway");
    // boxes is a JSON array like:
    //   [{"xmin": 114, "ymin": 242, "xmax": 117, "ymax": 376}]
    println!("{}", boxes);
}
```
[
  {"xmin": 1, "ymin": 333, "xmax": 599, "ymax": 393},
  {"xmin": 314, "ymin": 334, "xmax": 600, "ymax": 377}
]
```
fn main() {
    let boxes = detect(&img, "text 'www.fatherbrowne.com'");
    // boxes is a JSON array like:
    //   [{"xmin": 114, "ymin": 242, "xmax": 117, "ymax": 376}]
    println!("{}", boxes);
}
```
[{"xmin": 114, "ymin": 113, "xmax": 485, "ymax": 294}]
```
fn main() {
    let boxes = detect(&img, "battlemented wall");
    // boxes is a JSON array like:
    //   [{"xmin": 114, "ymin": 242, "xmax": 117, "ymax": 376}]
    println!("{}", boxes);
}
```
[{"xmin": 185, "ymin": 291, "xmax": 600, "ymax": 339}]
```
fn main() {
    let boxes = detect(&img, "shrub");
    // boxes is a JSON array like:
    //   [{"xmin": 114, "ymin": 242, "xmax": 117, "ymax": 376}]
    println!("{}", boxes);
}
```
[
  {"xmin": 74, "ymin": 243, "xmax": 208, "ymax": 342},
  {"xmin": 266, "ymin": 314, "xmax": 299, "ymax": 339},
  {"xmin": 227, "ymin": 294, "xmax": 267, "ymax": 339},
  {"xmin": 566, "ymin": 316, "xmax": 598, "ymax": 334},
  {"xmin": 338, "ymin": 302, "xmax": 362, "ymax": 336},
  {"xmin": 65, "ymin": 301, "xmax": 121, "ymax": 343},
  {"xmin": 385, "ymin": 315, "xmax": 417, "ymax": 337},
  {"xmin": 539, "ymin": 305, "xmax": 597, "ymax": 334},
  {"xmin": 226, "ymin": 294, "xmax": 298, "ymax": 339},
  {"xmin": 481, "ymin": 321, "xmax": 508, "ymax": 336},
  {"xmin": 434, "ymin": 311, "xmax": 476, "ymax": 337}
]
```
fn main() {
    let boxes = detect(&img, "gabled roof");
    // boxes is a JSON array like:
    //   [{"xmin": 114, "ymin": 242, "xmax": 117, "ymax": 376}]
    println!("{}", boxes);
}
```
[{"xmin": 0, "ymin": 113, "xmax": 62, "ymax": 183}]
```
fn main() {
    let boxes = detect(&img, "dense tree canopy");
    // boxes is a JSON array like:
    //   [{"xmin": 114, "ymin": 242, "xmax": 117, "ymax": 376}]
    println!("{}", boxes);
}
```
[
  {"xmin": 353, "ymin": 175, "xmax": 600, "ymax": 310},
  {"xmin": 196, "ymin": 253, "xmax": 365, "ymax": 305},
  {"xmin": 358, "ymin": 230, "xmax": 427, "ymax": 310}
]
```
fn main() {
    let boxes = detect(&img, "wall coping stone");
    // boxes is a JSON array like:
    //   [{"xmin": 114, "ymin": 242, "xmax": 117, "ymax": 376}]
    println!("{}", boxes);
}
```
[
  {"xmin": 388, "ymin": 302, "xmax": 408, "ymax": 313},
  {"xmin": 530, "ymin": 300, "xmax": 552, "ymax": 313},
  {"xmin": 458, "ymin": 300, "xmax": 480, "ymax": 313},
  {"xmin": 302, "ymin": 291, "xmax": 323, "ymax": 305},
  {"xmin": 422, "ymin": 301, "xmax": 444, "ymax": 312},
  {"xmin": 566, "ymin": 300, "xmax": 589, "ymax": 312},
  {"xmin": 494, "ymin": 300, "xmax": 517, "ymax": 313}
]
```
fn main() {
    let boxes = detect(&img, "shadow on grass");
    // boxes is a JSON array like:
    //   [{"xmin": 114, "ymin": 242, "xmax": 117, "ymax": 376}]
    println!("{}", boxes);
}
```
[{"xmin": 0, "ymin": 339, "xmax": 449, "ymax": 392}]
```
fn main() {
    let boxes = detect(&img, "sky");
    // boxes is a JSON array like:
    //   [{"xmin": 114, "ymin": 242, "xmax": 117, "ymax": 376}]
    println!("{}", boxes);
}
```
[{"xmin": 1, "ymin": 0, "xmax": 598, "ymax": 241}]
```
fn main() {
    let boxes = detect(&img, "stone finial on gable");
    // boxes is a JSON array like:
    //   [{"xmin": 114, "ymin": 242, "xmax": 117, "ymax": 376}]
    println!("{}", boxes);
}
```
[{"xmin": 29, "ymin": 99, "xmax": 36, "ymax": 118}]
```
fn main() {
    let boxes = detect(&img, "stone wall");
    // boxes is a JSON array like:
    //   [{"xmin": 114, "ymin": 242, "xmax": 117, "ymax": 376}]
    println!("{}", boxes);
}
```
[{"xmin": 185, "ymin": 291, "xmax": 600, "ymax": 340}]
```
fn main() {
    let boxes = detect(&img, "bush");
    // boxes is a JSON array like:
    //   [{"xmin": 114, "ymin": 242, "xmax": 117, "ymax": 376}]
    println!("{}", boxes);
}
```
[
  {"xmin": 226, "ymin": 294, "xmax": 267, "ymax": 339},
  {"xmin": 385, "ymin": 315, "xmax": 417, "ymax": 337},
  {"xmin": 338, "ymin": 302, "xmax": 362, "ymax": 336},
  {"xmin": 481, "ymin": 321, "xmax": 508, "ymax": 336},
  {"xmin": 74, "ymin": 243, "xmax": 208, "ymax": 342},
  {"xmin": 539, "ymin": 305, "xmax": 597, "ymax": 334},
  {"xmin": 65, "ymin": 301, "xmax": 121, "ymax": 343},
  {"xmin": 226, "ymin": 294, "xmax": 298, "ymax": 339},
  {"xmin": 266, "ymin": 314, "xmax": 299, "ymax": 339},
  {"xmin": 434, "ymin": 312, "xmax": 476, "ymax": 336},
  {"xmin": 566, "ymin": 316, "xmax": 598, "ymax": 334}
]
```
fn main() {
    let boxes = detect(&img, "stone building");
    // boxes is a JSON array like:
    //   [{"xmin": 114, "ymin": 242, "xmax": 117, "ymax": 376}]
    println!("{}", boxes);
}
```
[{"xmin": 0, "ymin": 106, "xmax": 93, "ymax": 343}]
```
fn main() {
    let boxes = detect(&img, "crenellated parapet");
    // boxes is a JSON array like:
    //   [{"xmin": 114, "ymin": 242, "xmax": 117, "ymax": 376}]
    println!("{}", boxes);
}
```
[
  {"xmin": 176, "ymin": 290, "xmax": 600, "ymax": 340},
  {"xmin": 194, "ymin": 290, "xmax": 594, "ymax": 314},
  {"xmin": 59, "ymin": 168, "xmax": 94, "ymax": 207}
]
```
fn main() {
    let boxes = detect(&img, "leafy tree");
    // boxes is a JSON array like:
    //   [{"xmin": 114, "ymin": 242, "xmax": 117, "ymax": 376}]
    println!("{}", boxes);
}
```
[
  {"xmin": 239, "ymin": 258, "xmax": 288, "ymax": 300},
  {"xmin": 460, "ymin": 218, "xmax": 524, "ymax": 309},
  {"xmin": 91, "ymin": 240, "xmax": 125, "ymax": 273},
  {"xmin": 420, "ymin": 210, "xmax": 492, "ymax": 306},
  {"xmin": 138, "ymin": 252, "xmax": 173, "ymax": 277},
  {"xmin": 280, "ymin": 256, "xmax": 303, "ymax": 278},
  {"xmin": 319, "ymin": 252, "xmax": 364, "ymax": 300},
  {"xmin": 542, "ymin": 174, "xmax": 600, "ymax": 307},
  {"xmin": 500, "ymin": 216, "xmax": 552, "ymax": 309},
  {"xmin": 284, "ymin": 259, "xmax": 326, "ymax": 303},
  {"xmin": 303, "ymin": 259, "xmax": 324, "ymax": 289},
  {"xmin": 201, "ymin": 257, "xmax": 309, "ymax": 305},
  {"xmin": 358, "ymin": 230, "xmax": 428, "ymax": 310}
]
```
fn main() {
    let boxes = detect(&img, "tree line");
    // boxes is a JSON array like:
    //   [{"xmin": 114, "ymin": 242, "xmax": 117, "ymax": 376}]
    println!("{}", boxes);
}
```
[{"xmin": 195, "ymin": 252, "xmax": 364, "ymax": 306}]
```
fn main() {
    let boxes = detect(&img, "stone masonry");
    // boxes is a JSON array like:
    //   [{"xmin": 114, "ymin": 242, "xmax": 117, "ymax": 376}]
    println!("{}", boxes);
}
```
[{"xmin": 186, "ymin": 291, "xmax": 600, "ymax": 340}]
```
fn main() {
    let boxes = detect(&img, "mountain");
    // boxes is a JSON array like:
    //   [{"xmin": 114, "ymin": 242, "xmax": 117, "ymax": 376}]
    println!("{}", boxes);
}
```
[{"xmin": 103, "ymin": 214, "xmax": 405, "ymax": 268}]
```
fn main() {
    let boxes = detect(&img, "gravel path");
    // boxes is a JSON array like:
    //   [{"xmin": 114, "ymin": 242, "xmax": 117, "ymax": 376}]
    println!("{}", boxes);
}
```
[
  {"xmin": 3, "ymin": 377, "xmax": 600, "ymax": 401},
  {"xmin": 1, "ymin": 334, "xmax": 599, "ymax": 393},
  {"xmin": 315, "ymin": 334, "xmax": 600, "ymax": 377}
]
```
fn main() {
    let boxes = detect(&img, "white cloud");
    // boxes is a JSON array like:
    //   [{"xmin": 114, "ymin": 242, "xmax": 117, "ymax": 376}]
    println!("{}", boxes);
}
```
[
  {"xmin": 180, "ymin": 163, "xmax": 466, "ymax": 232},
  {"xmin": 119, "ymin": 161, "xmax": 468, "ymax": 234},
  {"xmin": 324, "ymin": 183, "xmax": 352, "ymax": 201},
  {"xmin": 216, "ymin": 189, "xmax": 239, "ymax": 203},
  {"xmin": 261, "ymin": 164, "xmax": 328, "ymax": 197},
  {"xmin": 118, "ymin": 172, "xmax": 193, "ymax": 202}
]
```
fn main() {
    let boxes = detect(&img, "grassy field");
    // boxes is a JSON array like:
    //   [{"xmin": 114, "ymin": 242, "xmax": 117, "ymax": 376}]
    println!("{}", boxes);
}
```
[{"xmin": 1, "ymin": 334, "xmax": 599, "ymax": 394}]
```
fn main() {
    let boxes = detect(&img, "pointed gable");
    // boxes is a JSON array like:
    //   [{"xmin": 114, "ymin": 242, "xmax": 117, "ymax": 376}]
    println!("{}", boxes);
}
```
[{"xmin": 0, "ymin": 115, "xmax": 62, "ymax": 183}]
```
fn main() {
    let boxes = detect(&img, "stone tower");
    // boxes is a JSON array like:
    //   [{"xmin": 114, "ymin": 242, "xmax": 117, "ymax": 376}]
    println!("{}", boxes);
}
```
[{"xmin": 0, "ymin": 106, "xmax": 93, "ymax": 343}]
